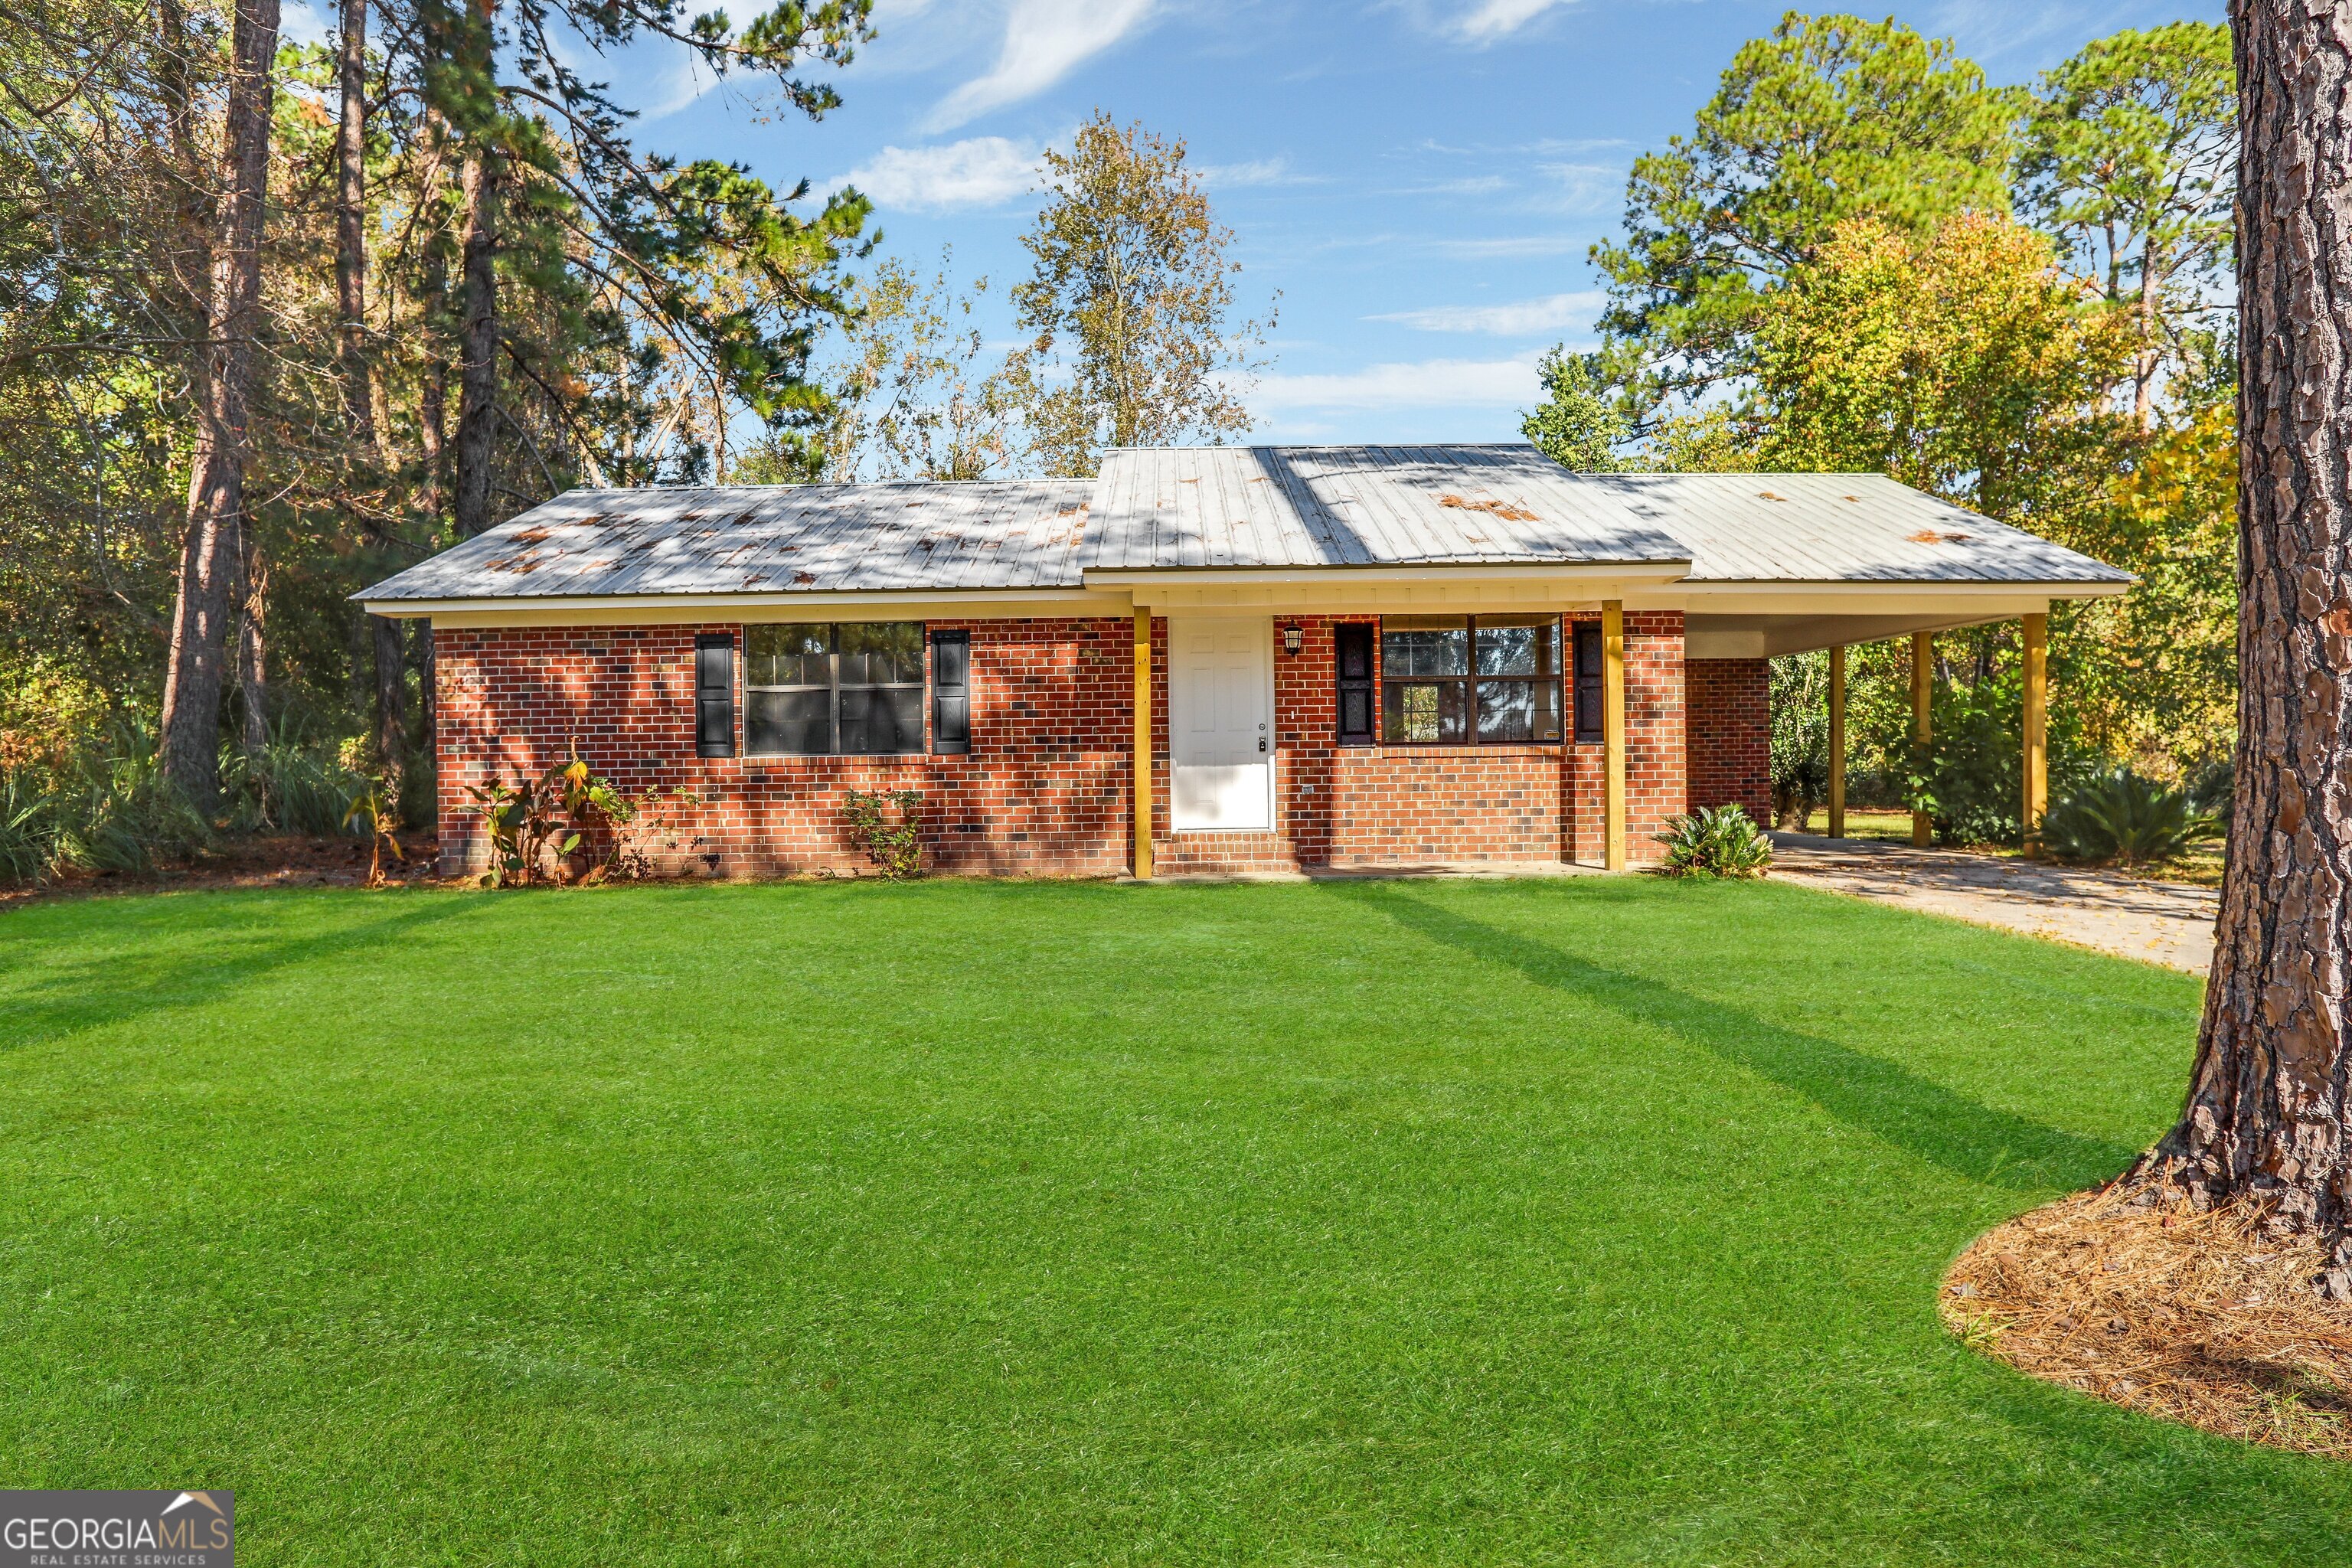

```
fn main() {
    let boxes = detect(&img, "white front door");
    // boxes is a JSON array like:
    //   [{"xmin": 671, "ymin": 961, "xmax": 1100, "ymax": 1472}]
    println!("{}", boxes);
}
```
[{"xmin": 1168, "ymin": 618, "xmax": 1274, "ymax": 831}]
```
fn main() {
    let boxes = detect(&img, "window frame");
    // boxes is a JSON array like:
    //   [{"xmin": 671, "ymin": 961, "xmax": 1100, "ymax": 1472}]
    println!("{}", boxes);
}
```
[
  {"xmin": 743, "ymin": 622, "xmax": 929, "ymax": 757},
  {"xmin": 1377, "ymin": 615, "xmax": 1565, "ymax": 747}
]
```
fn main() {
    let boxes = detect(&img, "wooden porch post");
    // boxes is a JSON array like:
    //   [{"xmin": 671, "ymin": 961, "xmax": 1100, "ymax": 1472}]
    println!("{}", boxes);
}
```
[
  {"xmin": 1132, "ymin": 606, "xmax": 1153, "ymax": 880},
  {"xmin": 2023, "ymin": 610, "xmax": 2047, "ymax": 857},
  {"xmin": 1602, "ymin": 600, "xmax": 1626, "ymax": 871},
  {"xmin": 1911, "ymin": 631, "xmax": 1932, "ymax": 848},
  {"xmin": 1827, "ymin": 644, "xmax": 1847, "ymax": 839}
]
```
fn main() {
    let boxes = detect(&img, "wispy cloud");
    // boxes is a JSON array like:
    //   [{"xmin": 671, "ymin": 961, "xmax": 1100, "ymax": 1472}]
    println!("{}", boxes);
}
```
[
  {"xmin": 1250, "ymin": 354, "xmax": 1544, "ymax": 411},
  {"xmin": 833, "ymin": 137, "xmax": 1041, "ymax": 212},
  {"xmin": 1197, "ymin": 156, "xmax": 1308, "ymax": 189},
  {"xmin": 638, "ymin": 53, "xmax": 720, "ymax": 121},
  {"xmin": 1426, "ymin": 234, "xmax": 1591, "ymax": 259},
  {"xmin": 281, "ymin": 0, "xmax": 331, "ymax": 45},
  {"xmin": 1530, "ymin": 161, "xmax": 1622, "ymax": 215},
  {"xmin": 1455, "ymin": 0, "xmax": 1578, "ymax": 42},
  {"xmin": 926, "ymin": 0, "xmax": 1158, "ymax": 131},
  {"xmin": 1370, "ymin": 290, "xmax": 1606, "ymax": 335}
]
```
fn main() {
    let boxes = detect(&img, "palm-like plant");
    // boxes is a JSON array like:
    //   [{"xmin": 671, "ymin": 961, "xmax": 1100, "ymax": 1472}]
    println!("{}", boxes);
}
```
[
  {"xmin": 2040, "ymin": 768, "xmax": 2219, "ymax": 865},
  {"xmin": 1655, "ymin": 804, "xmax": 1773, "ymax": 878},
  {"xmin": 342, "ymin": 789, "xmax": 405, "ymax": 887}
]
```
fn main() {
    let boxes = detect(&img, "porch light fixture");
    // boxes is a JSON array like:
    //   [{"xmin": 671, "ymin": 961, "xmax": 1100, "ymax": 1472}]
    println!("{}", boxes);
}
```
[{"xmin": 1282, "ymin": 623, "xmax": 1304, "ymax": 655}]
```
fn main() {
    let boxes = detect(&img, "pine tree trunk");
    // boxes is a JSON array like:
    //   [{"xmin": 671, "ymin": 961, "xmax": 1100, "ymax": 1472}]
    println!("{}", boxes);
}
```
[
  {"xmin": 237, "ymin": 537, "xmax": 268, "ymax": 754},
  {"xmin": 157, "ymin": 0, "xmax": 280, "ymax": 811},
  {"xmin": 335, "ymin": 0, "xmax": 374, "ymax": 446},
  {"xmin": 373, "ymin": 615, "xmax": 407, "ymax": 776},
  {"xmin": 2139, "ymin": 0, "xmax": 2352, "ymax": 1298},
  {"xmin": 452, "ymin": 139, "xmax": 499, "ymax": 537}
]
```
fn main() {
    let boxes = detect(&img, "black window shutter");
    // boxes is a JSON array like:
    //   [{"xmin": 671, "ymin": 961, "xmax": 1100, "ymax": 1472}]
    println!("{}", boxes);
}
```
[
  {"xmin": 695, "ymin": 633, "xmax": 737, "ymax": 758},
  {"xmin": 1334, "ymin": 622, "xmax": 1374, "ymax": 746},
  {"xmin": 1572, "ymin": 622, "xmax": 1602, "ymax": 743},
  {"xmin": 932, "ymin": 629, "xmax": 970, "ymax": 755}
]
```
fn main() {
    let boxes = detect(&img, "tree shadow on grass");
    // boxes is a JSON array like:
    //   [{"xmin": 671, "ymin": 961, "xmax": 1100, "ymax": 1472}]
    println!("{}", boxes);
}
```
[
  {"xmin": 1329, "ymin": 882, "xmax": 2138, "ymax": 1193},
  {"xmin": 0, "ymin": 894, "xmax": 470, "ymax": 1052}
]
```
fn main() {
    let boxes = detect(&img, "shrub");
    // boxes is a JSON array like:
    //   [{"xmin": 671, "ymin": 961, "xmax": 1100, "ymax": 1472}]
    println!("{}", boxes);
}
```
[
  {"xmin": 842, "ymin": 789, "xmax": 924, "ymax": 880},
  {"xmin": 1655, "ymin": 804, "xmax": 1772, "ymax": 878},
  {"xmin": 2041, "ymin": 768, "xmax": 2218, "ymax": 865}
]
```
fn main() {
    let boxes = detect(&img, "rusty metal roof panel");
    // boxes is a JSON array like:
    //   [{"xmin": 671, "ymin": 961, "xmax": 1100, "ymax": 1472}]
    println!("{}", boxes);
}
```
[{"xmin": 359, "ymin": 479, "xmax": 1099, "ymax": 600}]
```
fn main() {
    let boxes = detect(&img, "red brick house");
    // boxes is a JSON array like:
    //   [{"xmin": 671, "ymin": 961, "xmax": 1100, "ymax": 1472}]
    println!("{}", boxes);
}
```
[{"xmin": 359, "ymin": 445, "xmax": 2128, "ymax": 878}]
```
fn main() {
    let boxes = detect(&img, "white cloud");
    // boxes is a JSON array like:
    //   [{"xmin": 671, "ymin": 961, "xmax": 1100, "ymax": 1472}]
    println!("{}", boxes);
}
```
[
  {"xmin": 1370, "ymin": 290, "xmax": 1606, "ymax": 335},
  {"xmin": 1197, "ymin": 156, "xmax": 1304, "ymax": 189},
  {"xmin": 280, "ymin": 0, "xmax": 331, "ymax": 44},
  {"xmin": 1426, "ymin": 234, "xmax": 1590, "ymax": 259},
  {"xmin": 834, "ymin": 137, "xmax": 1040, "ymax": 212},
  {"xmin": 927, "ymin": 0, "xmax": 1158, "ymax": 131},
  {"xmin": 1455, "ymin": 0, "xmax": 1576, "ymax": 43},
  {"xmin": 1533, "ymin": 161, "xmax": 1620, "ymax": 215},
  {"xmin": 638, "ymin": 54, "xmax": 720, "ymax": 121},
  {"xmin": 1250, "ymin": 354, "xmax": 1544, "ymax": 411}
]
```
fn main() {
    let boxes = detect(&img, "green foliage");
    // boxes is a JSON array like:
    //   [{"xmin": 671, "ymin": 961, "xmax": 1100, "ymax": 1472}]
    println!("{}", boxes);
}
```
[
  {"xmin": 219, "ymin": 722, "xmax": 374, "ymax": 838},
  {"xmin": 342, "ymin": 789, "xmax": 406, "ymax": 887},
  {"xmin": 1001, "ymin": 113, "xmax": 1274, "ymax": 477},
  {"xmin": 1521, "ymin": 346, "xmax": 1635, "ymax": 471},
  {"xmin": 1593, "ymin": 11, "xmax": 2020, "ymax": 384},
  {"xmin": 841, "ymin": 787, "xmax": 923, "ymax": 879},
  {"xmin": 1655, "ymin": 804, "xmax": 1774, "ymax": 877},
  {"xmin": 2019, "ymin": 22, "xmax": 2234, "ymax": 420},
  {"xmin": 2042, "ymin": 767, "xmax": 2219, "ymax": 864},
  {"xmin": 1768, "ymin": 651, "xmax": 1831, "ymax": 828}
]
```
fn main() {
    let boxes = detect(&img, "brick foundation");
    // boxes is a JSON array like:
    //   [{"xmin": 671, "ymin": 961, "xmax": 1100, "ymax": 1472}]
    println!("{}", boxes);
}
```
[{"xmin": 434, "ymin": 609, "xmax": 1717, "ymax": 878}]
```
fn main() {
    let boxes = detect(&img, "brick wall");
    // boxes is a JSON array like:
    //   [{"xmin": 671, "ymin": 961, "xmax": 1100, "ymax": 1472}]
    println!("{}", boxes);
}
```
[
  {"xmin": 435, "ymin": 609, "xmax": 1698, "ymax": 879},
  {"xmin": 1686, "ymin": 657, "xmax": 1771, "ymax": 821},
  {"xmin": 434, "ymin": 619, "xmax": 1137, "ymax": 878},
  {"xmin": 1563, "ymin": 610, "xmax": 1686, "ymax": 866}
]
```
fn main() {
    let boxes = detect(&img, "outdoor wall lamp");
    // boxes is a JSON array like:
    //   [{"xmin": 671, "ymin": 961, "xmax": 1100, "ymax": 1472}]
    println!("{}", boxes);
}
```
[{"xmin": 1282, "ymin": 624, "xmax": 1303, "ymax": 655}]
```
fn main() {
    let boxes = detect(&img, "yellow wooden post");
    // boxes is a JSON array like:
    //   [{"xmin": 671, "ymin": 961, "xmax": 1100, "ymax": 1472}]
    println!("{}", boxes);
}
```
[
  {"xmin": 1827, "ymin": 644, "xmax": 1846, "ymax": 839},
  {"xmin": 1911, "ymin": 631, "xmax": 1932, "ymax": 848},
  {"xmin": 2023, "ymin": 610, "xmax": 2048, "ymax": 857},
  {"xmin": 1132, "ymin": 606, "xmax": 1153, "ymax": 880},
  {"xmin": 1602, "ymin": 600, "xmax": 1626, "ymax": 871}
]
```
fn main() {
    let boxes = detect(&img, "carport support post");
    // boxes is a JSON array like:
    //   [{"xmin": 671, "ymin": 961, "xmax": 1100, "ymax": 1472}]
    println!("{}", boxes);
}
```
[
  {"xmin": 1132, "ymin": 606, "xmax": 1154, "ymax": 880},
  {"xmin": 2023, "ymin": 610, "xmax": 2048, "ymax": 857},
  {"xmin": 1602, "ymin": 599, "xmax": 1626, "ymax": 871},
  {"xmin": 1827, "ymin": 644, "xmax": 1847, "ymax": 839},
  {"xmin": 1911, "ymin": 632, "xmax": 1932, "ymax": 848}
]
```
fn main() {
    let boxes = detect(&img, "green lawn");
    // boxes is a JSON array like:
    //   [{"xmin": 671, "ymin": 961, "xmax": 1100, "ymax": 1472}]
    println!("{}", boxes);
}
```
[{"xmin": 2, "ymin": 877, "xmax": 2344, "ymax": 1563}]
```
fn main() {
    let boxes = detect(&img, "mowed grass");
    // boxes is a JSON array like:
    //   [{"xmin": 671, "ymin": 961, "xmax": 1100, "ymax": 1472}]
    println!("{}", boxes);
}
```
[{"xmin": 0, "ymin": 877, "xmax": 2344, "ymax": 1564}]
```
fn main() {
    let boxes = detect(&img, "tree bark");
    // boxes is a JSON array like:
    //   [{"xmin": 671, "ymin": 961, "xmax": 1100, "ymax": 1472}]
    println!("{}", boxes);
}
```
[
  {"xmin": 2138, "ymin": 0, "xmax": 2352, "ymax": 1298},
  {"xmin": 335, "ymin": 0, "xmax": 374, "ymax": 447},
  {"xmin": 237, "ymin": 534, "xmax": 268, "ymax": 753},
  {"xmin": 452, "ymin": 135, "xmax": 500, "ymax": 537},
  {"xmin": 157, "ymin": 0, "xmax": 280, "ymax": 811},
  {"xmin": 373, "ymin": 614, "xmax": 407, "ymax": 776}
]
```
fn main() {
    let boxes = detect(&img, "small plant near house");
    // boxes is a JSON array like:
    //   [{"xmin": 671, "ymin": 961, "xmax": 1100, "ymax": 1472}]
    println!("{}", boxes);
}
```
[
  {"xmin": 842, "ymin": 788, "xmax": 924, "ymax": 879},
  {"xmin": 1654, "ymin": 804, "xmax": 1772, "ymax": 879},
  {"xmin": 341, "ymin": 789, "xmax": 405, "ymax": 887},
  {"xmin": 2040, "ymin": 768, "xmax": 2218, "ymax": 866},
  {"xmin": 604, "ymin": 785, "xmax": 704, "ymax": 881},
  {"xmin": 466, "ymin": 774, "xmax": 565, "ymax": 888}
]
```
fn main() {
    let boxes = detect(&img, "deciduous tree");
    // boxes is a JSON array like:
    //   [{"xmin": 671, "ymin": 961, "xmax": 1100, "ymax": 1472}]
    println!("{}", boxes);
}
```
[{"xmin": 1001, "ymin": 113, "xmax": 1272, "ymax": 478}]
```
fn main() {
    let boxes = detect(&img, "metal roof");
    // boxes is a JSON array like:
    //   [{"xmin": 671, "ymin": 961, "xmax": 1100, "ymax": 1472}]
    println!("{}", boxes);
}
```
[
  {"xmin": 361, "ymin": 479, "xmax": 1098, "ymax": 600},
  {"xmin": 1083, "ymin": 444, "xmax": 1687, "ymax": 570},
  {"xmin": 1582, "ymin": 469, "xmax": 2134, "ymax": 584},
  {"xmin": 358, "ymin": 446, "xmax": 2129, "ymax": 603}
]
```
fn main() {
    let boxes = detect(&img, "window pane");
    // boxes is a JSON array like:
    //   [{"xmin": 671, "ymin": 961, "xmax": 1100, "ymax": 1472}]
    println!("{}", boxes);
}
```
[
  {"xmin": 841, "ymin": 684, "xmax": 926, "ymax": 754},
  {"xmin": 1475, "ymin": 616, "xmax": 1560, "ymax": 676},
  {"xmin": 747, "ymin": 623, "xmax": 831, "ymax": 688},
  {"xmin": 1381, "ymin": 617, "xmax": 1468, "ymax": 678},
  {"xmin": 1477, "ymin": 678, "xmax": 1562, "ymax": 743},
  {"xmin": 746, "ymin": 688, "xmax": 831, "ymax": 754},
  {"xmin": 840, "ymin": 622, "xmax": 923, "ymax": 686},
  {"xmin": 1383, "ymin": 679, "xmax": 1467, "ymax": 743}
]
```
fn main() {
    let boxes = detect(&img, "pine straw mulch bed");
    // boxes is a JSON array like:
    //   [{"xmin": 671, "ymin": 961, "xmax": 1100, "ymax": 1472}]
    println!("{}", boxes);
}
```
[
  {"xmin": 0, "ymin": 834, "xmax": 441, "ymax": 910},
  {"xmin": 1944, "ymin": 1182, "xmax": 2352, "ymax": 1459}
]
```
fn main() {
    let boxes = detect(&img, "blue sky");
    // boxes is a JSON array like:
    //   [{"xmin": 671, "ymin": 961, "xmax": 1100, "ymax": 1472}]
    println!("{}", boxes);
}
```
[{"xmin": 302, "ymin": 0, "xmax": 2227, "ymax": 444}]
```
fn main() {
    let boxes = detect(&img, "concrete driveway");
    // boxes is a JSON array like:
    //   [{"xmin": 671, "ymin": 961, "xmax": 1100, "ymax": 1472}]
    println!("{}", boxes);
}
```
[{"xmin": 1767, "ymin": 832, "xmax": 2219, "ymax": 975}]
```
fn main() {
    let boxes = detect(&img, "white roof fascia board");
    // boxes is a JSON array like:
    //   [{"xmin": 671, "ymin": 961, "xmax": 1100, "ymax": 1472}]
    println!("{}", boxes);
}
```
[{"xmin": 370, "ymin": 586, "xmax": 1124, "ymax": 626}]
